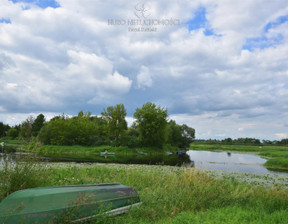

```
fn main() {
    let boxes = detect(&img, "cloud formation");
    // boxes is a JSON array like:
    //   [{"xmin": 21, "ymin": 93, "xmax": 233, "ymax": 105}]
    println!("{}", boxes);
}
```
[{"xmin": 0, "ymin": 0, "xmax": 287, "ymax": 140}]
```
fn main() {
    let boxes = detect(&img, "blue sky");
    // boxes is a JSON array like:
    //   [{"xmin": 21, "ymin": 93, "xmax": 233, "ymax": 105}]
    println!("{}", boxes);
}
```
[
  {"xmin": 0, "ymin": 0, "xmax": 287, "ymax": 140},
  {"xmin": 186, "ymin": 6, "xmax": 216, "ymax": 36},
  {"xmin": 243, "ymin": 15, "xmax": 288, "ymax": 51},
  {"xmin": 9, "ymin": 0, "xmax": 60, "ymax": 8}
]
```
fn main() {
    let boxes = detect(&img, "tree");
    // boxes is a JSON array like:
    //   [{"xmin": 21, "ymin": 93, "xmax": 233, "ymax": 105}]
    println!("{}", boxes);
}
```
[
  {"xmin": 134, "ymin": 102, "xmax": 168, "ymax": 148},
  {"xmin": 32, "ymin": 114, "xmax": 45, "ymax": 137},
  {"xmin": 0, "ymin": 122, "xmax": 10, "ymax": 137},
  {"xmin": 7, "ymin": 128, "xmax": 18, "ymax": 139},
  {"xmin": 101, "ymin": 104, "xmax": 128, "ymax": 141},
  {"xmin": 180, "ymin": 124, "xmax": 195, "ymax": 148},
  {"xmin": 167, "ymin": 120, "xmax": 182, "ymax": 147},
  {"xmin": 20, "ymin": 116, "xmax": 34, "ymax": 139}
]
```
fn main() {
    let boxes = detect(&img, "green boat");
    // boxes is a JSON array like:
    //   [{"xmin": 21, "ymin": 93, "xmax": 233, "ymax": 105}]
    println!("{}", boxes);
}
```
[
  {"xmin": 100, "ymin": 152, "xmax": 115, "ymax": 156},
  {"xmin": 0, "ymin": 183, "xmax": 141, "ymax": 223}
]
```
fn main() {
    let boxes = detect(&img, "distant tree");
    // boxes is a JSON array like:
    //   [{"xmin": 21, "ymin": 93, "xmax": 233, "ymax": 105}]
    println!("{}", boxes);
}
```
[
  {"xmin": 180, "ymin": 124, "xmax": 195, "ymax": 148},
  {"xmin": 20, "ymin": 116, "xmax": 34, "ymax": 139},
  {"xmin": 167, "ymin": 120, "xmax": 182, "ymax": 147},
  {"xmin": 0, "ymin": 122, "xmax": 10, "ymax": 137},
  {"xmin": 280, "ymin": 138, "xmax": 288, "ymax": 145},
  {"xmin": 134, "ymin": 102, "xmax": 168, "ymax": 148},
  {"xmin": 101, "ymin": 104, "xmax": 128, "ymax": 141},
  {"xmin": 222, "ymin": 138, "xmax": 233, "ymax": 144},
  {"xmin": 0, "ymin": 122, "xmax": 4, "ymax": 137},
  {"xmin": 7, "ymin": 128, "xmax": 19, "ymax": 139},
  {"xmin": 32, "ymin": 114, "xmax": 45, "ymax": 137},
  {"xmin": 263, "ymin": 140, "xmax": 272, "ymax": 145}
]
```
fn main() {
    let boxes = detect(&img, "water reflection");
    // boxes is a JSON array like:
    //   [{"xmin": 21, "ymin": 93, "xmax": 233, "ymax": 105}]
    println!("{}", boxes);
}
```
[
  {"xmin": 1, "ymin": 150, "xmax": 288, "ymax": 175},
  {"xmin": 187, "ymin": 150, "xmax": 287, "ymax": 175},
  {"xmin": 43, "ymin": 152, "xmax": 192, "ymax": 167}
]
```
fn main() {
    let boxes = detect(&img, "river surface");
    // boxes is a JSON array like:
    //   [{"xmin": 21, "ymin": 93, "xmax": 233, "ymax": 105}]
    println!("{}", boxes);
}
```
[
  {"xmin": 1, "ymin": 149, "xmax": 287, "ymax": 175},
  {"xmin": 187, "ymin": 150, "xmax": 286, "ymax": 175}
]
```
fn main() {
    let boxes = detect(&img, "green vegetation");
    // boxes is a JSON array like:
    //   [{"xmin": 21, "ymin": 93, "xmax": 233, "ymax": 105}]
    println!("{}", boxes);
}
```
[
  {"xmin": 0, "ymin": 102, "xmax": 195, "ymax": 151},
  {"xmin": 194, "ymin": 138, "xmax": 288, "ymax": 146},
  {"xmin": 1, "ymin": 161, "xmax": 288, "ymax": 223},
  {"xmin": 134, "ymin": 102, "xmax": 169, "ymax": 148},
  {"xmin": 0, "ymin": 155, "xmax": 49, "ymax": 200},
  {"xmin": 101, "ymin": 104, "xmax": 128, "ymax": 141}
]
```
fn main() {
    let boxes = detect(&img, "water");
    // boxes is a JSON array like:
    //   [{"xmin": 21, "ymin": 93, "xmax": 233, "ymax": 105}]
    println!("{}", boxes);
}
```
[
  {"xmin": 1, "ymin": 150, "xmax": 287, "ymax": 175},
  {"xmin": 187, "ymin": 150, "xmax": 287, "ymax": 175},
  {"xmin": 0, "ymin": 152, "xmax": 193, "ymax": 167}
]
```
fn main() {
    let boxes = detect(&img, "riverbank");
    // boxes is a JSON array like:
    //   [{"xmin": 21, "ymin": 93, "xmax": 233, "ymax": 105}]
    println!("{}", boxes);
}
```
[
  {"xmin": 1, "ymin": 162, "xmax": 288, "ymax": 223},
  {"xmin": 190, "ymin": 143, "xmax": 288, "ymax": 170}
]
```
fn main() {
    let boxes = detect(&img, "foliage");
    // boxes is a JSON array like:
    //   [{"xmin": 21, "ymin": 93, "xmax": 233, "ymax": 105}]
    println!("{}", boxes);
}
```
[
  {"xmin": 1, "ymin": 103, "xmax": 197, "ymax": 150},
  {"xmin": 7, "ymin": 128, "xmax": 18, "ymax": 139},
  {"xmin": 0, "ymin": 155, "xmax": 49, "ymax": 201},
  {"xmin": 0, "ymin": 122, "xmax": 11, "ymax": 138},
  {"xmin": 38, "ymin": 113, "xmax": 107, "ymax": 146},
  {"xmin": 101, "ymin": 104, "xmax": 128, "ymax": 141},
  {"xmin": 19, "ymin": 116, "xmax": 34, "ymax": 139},
  {"xmin": 32, "ymin": 114, "xmax": 45, "ymax": 137},
  {"xmin": 1, "ymin": 163, "xmax": 286, "ymax": 223},
  {"xmin": 134, "ymin": 102, "xmax": 168, "ymax": 148},
  {"xmin": 195, "ymin": 138, "xmax": 288, "ymax": 146}
]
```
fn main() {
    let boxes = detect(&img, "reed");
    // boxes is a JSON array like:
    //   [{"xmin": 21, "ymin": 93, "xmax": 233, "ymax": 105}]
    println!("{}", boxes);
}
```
[{"xmin": 1, "ymin": 162, "xmax": 288, "ymax": 223}]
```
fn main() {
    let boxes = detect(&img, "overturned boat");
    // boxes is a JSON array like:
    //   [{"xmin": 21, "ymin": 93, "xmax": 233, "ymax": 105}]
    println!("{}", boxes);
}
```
[{"xmin": 0, "ymin": 183, "xmax": 141, "ymax": 223}]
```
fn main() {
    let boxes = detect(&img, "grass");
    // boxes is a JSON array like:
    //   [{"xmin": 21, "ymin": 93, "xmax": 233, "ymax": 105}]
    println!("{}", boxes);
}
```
[
  {"xmin": 190, "ymin": 143, "xmax": 288, "ymax": 169},
  {"xmin": 190, "ymin": 143, "xmax": 287, "ymax": 152},
  {"xmin": 30, "ymin": 144, "xmax": 175, "ymax": 154},
  {"xmin": 156, "ymin": 206, "xmax": 287, "ymax": 224},
  {"xmin": 0, "ymin": 155, "xmax": 50, "ymax": 200},
  {"xmin": 1, "ymin": 160, "xmax": 288, "ymax": 223}
]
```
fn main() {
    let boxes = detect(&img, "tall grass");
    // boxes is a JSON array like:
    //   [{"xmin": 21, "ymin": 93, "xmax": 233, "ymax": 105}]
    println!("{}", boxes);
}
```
[
  {"xmin": 45, "ymin": 164, "xmax": 288, "ymax": 223},
  {"xmin": 1, "ymin": 162, "xmax": 288, "ymax": 223},
  {"xmin": 0, "ymin": 155, "xmax": 49, "ymax": 201}
]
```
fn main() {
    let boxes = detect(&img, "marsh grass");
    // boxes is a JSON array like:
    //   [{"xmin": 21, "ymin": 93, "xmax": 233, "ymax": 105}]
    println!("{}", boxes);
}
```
[
  {"xmin": 43, "ymin": 164, "xmax": 288, "ymax": 223},
  {"xmin": 0, "ymin": 154, "xmax": 49, "ymax": 201},
  {"xmin": 34, "ymin": 145, "xmax": 137, "ymax": 154},
  {"xmin": 1, "ymin": 162, "xmax": 288, "ymax": 223}
]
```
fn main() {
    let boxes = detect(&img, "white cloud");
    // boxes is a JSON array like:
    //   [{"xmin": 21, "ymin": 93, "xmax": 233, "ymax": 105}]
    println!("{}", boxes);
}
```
[
  {"xmin": 0, "ymin": 0, "xmax": 287, "ymax": 140},
  {"xmin": 275, "ymin": 133, "xmax": 287, "ymax": 139},
  {"xmin": 137, "ymin": 66, "xmax": 152, "ymax": 89}
]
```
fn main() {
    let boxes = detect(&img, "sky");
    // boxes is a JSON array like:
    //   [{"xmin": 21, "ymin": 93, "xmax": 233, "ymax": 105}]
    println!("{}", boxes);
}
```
[{"xmin": 0, "ymin": 0, "xmax": 287, "ymax": 140}]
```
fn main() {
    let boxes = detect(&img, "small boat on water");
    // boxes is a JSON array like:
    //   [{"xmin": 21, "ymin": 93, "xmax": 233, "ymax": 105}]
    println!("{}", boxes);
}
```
[
  {"xmin": 100, "ymin": 152, "xmax": 115, "ymax": 156},
  {"xmin": 137, "ymin": 151, "xmax": 148, "ymax": 156},
  {"xmin": 0, "ymin": 183, "xmax": 141, "ymax": 223}
]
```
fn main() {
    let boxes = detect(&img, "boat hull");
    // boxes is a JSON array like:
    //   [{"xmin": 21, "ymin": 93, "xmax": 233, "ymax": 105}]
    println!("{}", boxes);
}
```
[
  {"xmin": 0, "ymin": 183, "xmax": 141, "ymax": 223},
  {"xmin": 100, "ymin": 152, "xmax": 115, "ymax": 156}
]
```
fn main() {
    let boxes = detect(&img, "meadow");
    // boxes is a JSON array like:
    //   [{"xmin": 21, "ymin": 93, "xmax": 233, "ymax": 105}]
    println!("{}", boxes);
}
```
[{"xmin": 1, "ymin": 157, "xmax": 288, "ymax": 224}]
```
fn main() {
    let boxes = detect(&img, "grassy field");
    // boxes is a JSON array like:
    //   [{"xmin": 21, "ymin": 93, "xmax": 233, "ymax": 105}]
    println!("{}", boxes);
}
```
[
  {"xmin": 1, "ymin": 159, "xmax": 288, "ymax": 223},
  {"xmin": 190, "ymin": 143, "xmax": 288, "ymax": 169}
]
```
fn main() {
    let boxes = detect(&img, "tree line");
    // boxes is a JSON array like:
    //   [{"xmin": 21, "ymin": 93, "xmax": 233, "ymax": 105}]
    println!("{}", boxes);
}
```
[
  {"xmin": 194, "ymin": 138, "xmax": 288, "ymax": 146},
  {"xmin": 0, "ymin": 102, "xmax": 195, "ymax": 149}
]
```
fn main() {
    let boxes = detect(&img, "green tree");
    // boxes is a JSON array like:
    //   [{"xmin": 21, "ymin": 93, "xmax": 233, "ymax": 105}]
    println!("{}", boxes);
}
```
[
  {"xmin": 7, "ymin": 128, "xmax": 18, "ymax": 139},
  {"xmin": 20, "ymin": 116, "xmax": 34, "ymax": 139},
  {"xmin": 180, "ymin": 124, "xmax": 195, "ymax": 148},
  {"xmin": 134, "ymin": 102, "xmax": 168, "ymax": 148},
  {"xmin": 101, "ymin": 104, "xmax": 128, "ymax": 141},
  {"xmin": 0, "ymin": 122, "xmax": 10, "ymax": 137},
  {"xmin": 167, "ymin": 120, "xmax": 182, "ymax": 147},
  {"xmin": 32, "ymin": 114, "xmax": 45, "ymax": 137}
]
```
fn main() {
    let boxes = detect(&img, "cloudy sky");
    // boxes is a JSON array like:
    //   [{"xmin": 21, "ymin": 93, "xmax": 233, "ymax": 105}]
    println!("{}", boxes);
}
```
[{"xmin": 0, "ymin": 0, "xmax": 287, "ymax": 140}]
